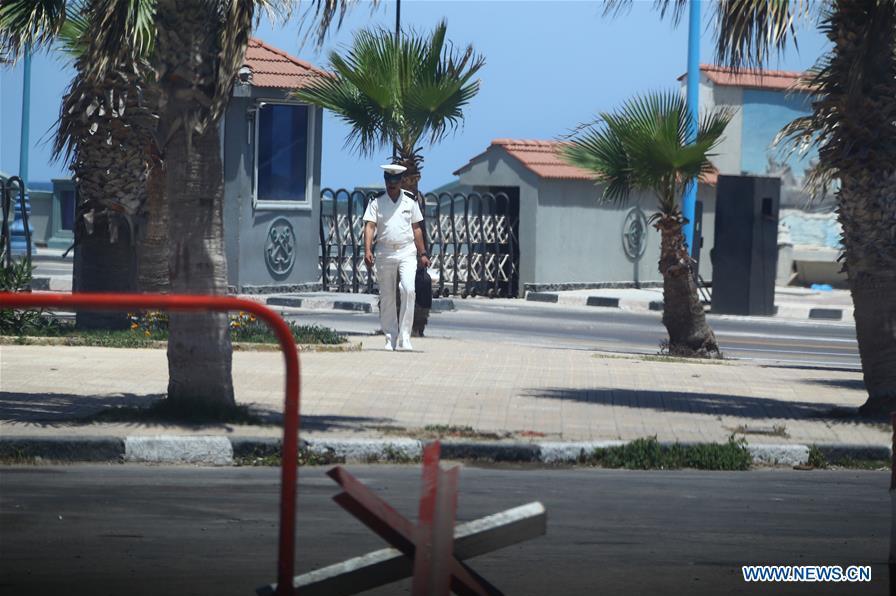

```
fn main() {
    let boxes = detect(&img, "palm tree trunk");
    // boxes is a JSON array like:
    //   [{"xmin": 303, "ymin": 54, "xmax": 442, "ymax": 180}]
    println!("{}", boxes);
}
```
[
  {"xmin": 137, "ymin": 160, "xmax": 169, "ymax": 294},
  {"xmin": 817, "ymin": 1, "xmax": 896, "ymax": 415},
  {"xmin": 73, "ymin": 211, "xmax": 136, "ymax": 330},
  {"xmin": 163, "ymin": 123, "xmax": 234, "ymax": 407},
  {"xmin": 840, "ymin": 171, "xmax": 896, "ymax": 415},
  {"xmin": 655, "ymin": 211, "xmax": 719, "ymax": 357}
]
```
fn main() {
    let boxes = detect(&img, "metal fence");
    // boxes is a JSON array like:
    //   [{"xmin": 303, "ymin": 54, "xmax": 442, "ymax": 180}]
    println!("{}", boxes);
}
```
[
  {"xmin": 0, "ymin": 176, "xmax": 31, "ymax": 268},
  {"xmin": 320, "ymin": 189, "xmax": 519, "ymax": 298}
]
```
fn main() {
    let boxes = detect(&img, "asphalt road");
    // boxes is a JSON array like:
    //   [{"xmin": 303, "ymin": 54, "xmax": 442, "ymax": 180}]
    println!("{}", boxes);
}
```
[
  {"xmin": 0, "ymin": 465, "xmax": 887, "ymax": 595},
  {"xmin": 285, "ymin": 299, "xmax": 861, "ymax": 369}
]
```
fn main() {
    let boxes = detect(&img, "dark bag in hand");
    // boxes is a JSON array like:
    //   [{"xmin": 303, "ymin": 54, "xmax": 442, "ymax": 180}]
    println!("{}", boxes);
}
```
[{"xmin": 415, "ymin": 268, "xmax": 433, "ymax": 309}]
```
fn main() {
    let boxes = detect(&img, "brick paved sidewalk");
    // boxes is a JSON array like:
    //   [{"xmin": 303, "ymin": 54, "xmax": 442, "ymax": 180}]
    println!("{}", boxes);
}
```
[{"xmin": 0, "ymin": 338, "xmax": 886, "ymax": 446}]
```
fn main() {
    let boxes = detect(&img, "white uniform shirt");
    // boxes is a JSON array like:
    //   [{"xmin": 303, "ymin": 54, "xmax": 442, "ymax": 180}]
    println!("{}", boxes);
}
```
[{"xmin": 363, "ymin": 190, "xmax": 423, "ymax": 249}]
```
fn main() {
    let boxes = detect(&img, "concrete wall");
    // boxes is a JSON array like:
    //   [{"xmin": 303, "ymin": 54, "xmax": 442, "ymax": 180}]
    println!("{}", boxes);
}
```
[
  {"xmin": 223, "ymin": 85, "xmax": 322, "ymax": 291},
  {"xmin": 455, "ymin": 147, "xmax": 540, "ymax": 288},
  {"xmin": 535, "ymin": 179, "xmax": 660, "ymax": 285},
  {"xmin": 456, "ymin": 149, "xmax": 717, "ymax": 287}
]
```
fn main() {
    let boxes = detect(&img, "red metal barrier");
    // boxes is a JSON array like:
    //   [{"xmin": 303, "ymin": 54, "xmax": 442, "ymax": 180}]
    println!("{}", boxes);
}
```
[{"xmin": 0, "ymin": 292, "xmax": 301, "ymax": 595}]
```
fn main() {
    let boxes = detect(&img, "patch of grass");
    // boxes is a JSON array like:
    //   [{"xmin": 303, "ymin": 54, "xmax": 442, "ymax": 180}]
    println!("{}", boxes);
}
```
[
  {"xmin": 806, "ymin": 446, "xmax": 889, "ymax": 470},
  {"xmin": 86, "ymin": 398, "xmax": 265, "ymax": 425},
  {"xmin": 584, "ymin": 436, "xmax": 752, "ymax": 471},
  {"xmin": 6, "ymin": 317, "xmax": 346, "ymax": 348},
  {"xmin": 807, "ymin": 445, "xmax": 828, "ymax": 469},
  {"xmin": 375, "ymin": 425, "xmax": 511, "ymax": 441},
  {"xmin": 591, "ymin": 353, "xmax": 729, "ymax": 365},
  {"xmin": 659, "ymin": 339, "xmax": 726, "ymax": 361}
]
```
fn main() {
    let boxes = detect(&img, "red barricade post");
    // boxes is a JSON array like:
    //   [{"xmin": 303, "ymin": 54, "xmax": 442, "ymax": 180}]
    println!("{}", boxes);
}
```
[{"xmin": 0, "ymin": 292, "xmax": 301, "ymax": 596}]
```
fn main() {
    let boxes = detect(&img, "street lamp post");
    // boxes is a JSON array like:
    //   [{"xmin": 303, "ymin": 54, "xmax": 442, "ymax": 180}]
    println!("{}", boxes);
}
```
[
  {"xmin": 10, "ymin": 44, "xmax": 33, "ymax": 257},
  {"xmin": 683, "ymin": 0, "xmax": 700, "ymax": 258}
]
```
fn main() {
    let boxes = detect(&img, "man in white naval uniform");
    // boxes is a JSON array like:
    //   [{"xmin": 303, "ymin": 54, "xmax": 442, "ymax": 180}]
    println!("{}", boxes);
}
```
[{"xmin": 363, "ymin": 164, "xmax": 431, "ymax": 351}]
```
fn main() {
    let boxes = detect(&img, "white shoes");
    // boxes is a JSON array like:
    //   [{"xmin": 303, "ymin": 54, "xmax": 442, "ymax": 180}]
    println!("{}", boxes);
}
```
[
  {"xmin": 384, "ymin": 340, "xmax": 395, "ymax": 351},
  {"xmin": 395, "ymin": 338, "xmax": 414, "ymax": 352}
]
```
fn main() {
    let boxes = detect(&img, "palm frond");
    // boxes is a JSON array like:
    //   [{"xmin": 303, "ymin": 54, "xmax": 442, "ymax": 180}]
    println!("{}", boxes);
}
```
[
  {"xmin": 293, "ymin": 19, "xmax": 483, "ymax": 164},
  {"xmin": 602, "ymin": 0, "xmax": 690, "ymax": 24},
  {"xmin": 562, "ymin": 90, "xmax": 732, "ymax": 209},
  {"xmin": 297, "ymin": 0, "xmax": 373, "ymax": 49},
  {"xmin": 57, "ymin": 3, "xmax": 89, "ymax": 59},
  {"xmin": 712, "ymin": 0, "xmax": 814, "ymax": 70},
  {"xmin": 0, "ymin": 0, "xmax": 68, "ymax": 61}
]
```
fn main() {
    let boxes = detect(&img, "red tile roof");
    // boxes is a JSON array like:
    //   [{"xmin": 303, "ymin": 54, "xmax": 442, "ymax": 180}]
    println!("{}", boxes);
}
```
[
  {"xmin": 454, "ymin": 139, "xmax": 592, "ymax": 180},
  {"xmin": 242, "ymin": 38, "xmax": 328, "ymax": 89},
  {"xmin": 679, "ymin": 64, "xmax": 813, "ymax": 91},
  {"xmin": 455, "ymin": 139, "xmax": 718, "ymax": 185}
]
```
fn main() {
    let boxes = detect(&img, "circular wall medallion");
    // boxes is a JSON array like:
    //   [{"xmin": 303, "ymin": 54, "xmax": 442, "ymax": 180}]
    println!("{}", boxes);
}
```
[
  {"xmin": 265, "ymin": 218, "xmax": 296, "ymax": 276},
  {"xmin": 622, "ymin": 207, "xmax": 648, "ymax": 261}
]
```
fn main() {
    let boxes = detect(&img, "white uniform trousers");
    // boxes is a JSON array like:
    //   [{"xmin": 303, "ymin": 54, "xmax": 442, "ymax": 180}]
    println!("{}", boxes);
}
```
[{"xmin": 376, "ymin": 244, "xmax": 417, "ymax": 347}]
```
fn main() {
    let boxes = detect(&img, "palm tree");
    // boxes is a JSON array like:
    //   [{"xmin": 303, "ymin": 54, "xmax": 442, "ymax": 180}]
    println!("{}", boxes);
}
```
[
  {"xmin": 3, "ymin": 0, "xmax": 357, "ymax": 409},
  {"xmin": 293, "ymin": 19, "xmax": 484, "ymax": 193},
  {"xmin": 1, "ymin": 0, "xmax": 164, "ymax": 330},
  {"xmin": 151, "ymin": 0, "xmax": 360, "ymax": 408},
  {"xmin": 608, "ymin": 0, "xmax": 896, "ymax": 414},
  {"xmin": 563, "ymin": 91, "xmax": 732, "ymax": 357},
  {"xmin": 294, "ymin": 19, "xmax": 483, "ymax": 334}
]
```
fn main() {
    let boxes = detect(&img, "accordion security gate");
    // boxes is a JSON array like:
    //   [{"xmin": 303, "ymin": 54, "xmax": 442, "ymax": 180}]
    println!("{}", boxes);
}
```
[{"xmin": 320, "ymin": 189, "xmax": 520, "ymax": 298}]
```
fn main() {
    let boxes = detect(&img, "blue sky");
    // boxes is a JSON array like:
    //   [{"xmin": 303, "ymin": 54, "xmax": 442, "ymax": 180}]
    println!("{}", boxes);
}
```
[{"xmin": 0, "ymin": 1, "xmax": 830, "ymax": 191}]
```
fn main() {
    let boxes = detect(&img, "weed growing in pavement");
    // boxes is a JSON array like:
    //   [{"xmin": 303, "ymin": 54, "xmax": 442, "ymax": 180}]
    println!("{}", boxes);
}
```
[
  {"xmin": 806, "ymin": 445, "xmax": 889, "ymax": 470},
  {"xmin": 584, "ymin": 436, "xmax": 752, "ymax": 470},
  {"xmin": 591, "ymin": 353, "xmax": 729, "ymax": 365},
  {"xmin": 235, "ymin": 447, "xmax": 346, "ymax": 467}
]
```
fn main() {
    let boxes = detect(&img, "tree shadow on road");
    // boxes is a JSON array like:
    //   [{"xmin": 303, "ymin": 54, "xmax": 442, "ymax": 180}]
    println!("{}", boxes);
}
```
[
  {"xmin": 523, "ymin": 387, "xmax": 880, "ymax": 425},
  {"xmin": 0, "ymin": 391, "xmax": 393, "ymax": 433}
]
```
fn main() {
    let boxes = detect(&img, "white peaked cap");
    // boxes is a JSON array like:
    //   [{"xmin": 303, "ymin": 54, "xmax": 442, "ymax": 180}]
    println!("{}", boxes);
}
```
[{"xmin": 380, "ymin": 164, "xmax": 407, "ymax": 175}]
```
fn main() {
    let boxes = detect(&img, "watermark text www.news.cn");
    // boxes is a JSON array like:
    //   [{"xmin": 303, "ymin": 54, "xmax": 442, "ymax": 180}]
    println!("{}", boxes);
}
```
[{"xmin": 742, "ymin": 565, "xmax": 872, "ymax": 583}]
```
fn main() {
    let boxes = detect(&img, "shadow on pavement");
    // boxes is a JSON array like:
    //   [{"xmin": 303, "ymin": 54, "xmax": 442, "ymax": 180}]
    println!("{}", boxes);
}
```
[
  {"xmin": 524, "ymin": 387, "xmax": 876, "ymax": 424},
  {"xmin": 0, "ymin": 391, "xmax": 394, "ymax": 432}
]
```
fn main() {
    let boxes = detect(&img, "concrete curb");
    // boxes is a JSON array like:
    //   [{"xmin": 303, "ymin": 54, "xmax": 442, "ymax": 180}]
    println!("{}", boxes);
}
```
[
  {"xmin": 1, "ymin": 436, "xmax": 889, "ymax": 467},
  {"xmin": 266, "ymin": 296, "xmax": 456, "ymax": 313},
  {"xmin": 525, "ymin": 291, "xmax": 852, "ymax": 322}
]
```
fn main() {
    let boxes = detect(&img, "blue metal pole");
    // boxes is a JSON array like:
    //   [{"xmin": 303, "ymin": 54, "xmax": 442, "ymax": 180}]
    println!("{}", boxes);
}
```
[
  {"xmin": 11, "ymin": 44, "xmax": 34, "ymax": 257},
  {"xmin": 19, "ymin": 45, "xmax": 31, "ymax": 188},
  {"xmin": 682, "ymin": 0, "xmax": 700, "ymax": 256}
]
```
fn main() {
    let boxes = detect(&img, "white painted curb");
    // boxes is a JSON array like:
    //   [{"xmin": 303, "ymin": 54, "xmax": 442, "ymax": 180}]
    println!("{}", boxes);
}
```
[
  {"xmin": 124, "ymin": 436, "xmax": 233, "ymax": 465},
  {"xmin": 538, "ymin": 441, "xmax": 627, "ymax": 464},
  {"xmin": 747, "ymin": 444, "xmax": 810, "ymax": 466}
]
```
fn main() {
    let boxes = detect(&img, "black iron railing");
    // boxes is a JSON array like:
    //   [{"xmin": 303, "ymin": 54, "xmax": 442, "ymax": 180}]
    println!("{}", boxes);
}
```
[{"xmin": 320, "ymin": 189, "xmax": 519, "ymax": 298}]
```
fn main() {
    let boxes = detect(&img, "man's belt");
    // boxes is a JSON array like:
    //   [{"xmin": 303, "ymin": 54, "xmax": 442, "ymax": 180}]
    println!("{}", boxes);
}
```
[{"xmin": 380, "ymin": 241, "xmax": 413, "ymax": 251}]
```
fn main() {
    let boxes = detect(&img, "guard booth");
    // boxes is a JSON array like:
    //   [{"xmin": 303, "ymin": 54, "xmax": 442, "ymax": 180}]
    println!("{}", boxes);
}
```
[{"xmin": 220, "ymin": 38, "xmax": 326, "ymax": 294}]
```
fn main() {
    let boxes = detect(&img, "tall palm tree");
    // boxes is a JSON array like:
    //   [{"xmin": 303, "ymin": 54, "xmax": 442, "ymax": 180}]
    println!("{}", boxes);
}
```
[
  {"xmin": 3, "ymin": 0, "xmax": 357, "ymax": 409},
  {"xmin": 609, "ymin": 0, "xmax": 896, "ymax": 414},
  {"xmin": 294, "ymin": 19, "xmax": 483, "ymax": 335},
  {"xmin": 563, "ymin": 91, "xmax": 732, "ymax": 356},
  {"xmin": 151, "ymin": 0, "xmax": 358, "ymax": 408},
  {"xmin": 293, "ymin": 19, "xmax": 484, "ymax": 194},
  {"xmin": 1, "ymin": 0, "xmax": 164, "ymax": 330}
]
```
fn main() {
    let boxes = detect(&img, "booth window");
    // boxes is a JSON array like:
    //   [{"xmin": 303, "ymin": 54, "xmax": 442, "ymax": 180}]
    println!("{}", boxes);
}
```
[{"xmin": 254, "ymin": 102, "xmax": 311, "ymax": 208}]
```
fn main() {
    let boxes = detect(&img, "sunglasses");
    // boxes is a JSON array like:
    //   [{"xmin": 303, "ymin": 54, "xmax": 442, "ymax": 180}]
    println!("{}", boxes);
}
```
[{"xmin": 384, "ymin": 174, "xmax": 403, "ymax": 183}]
